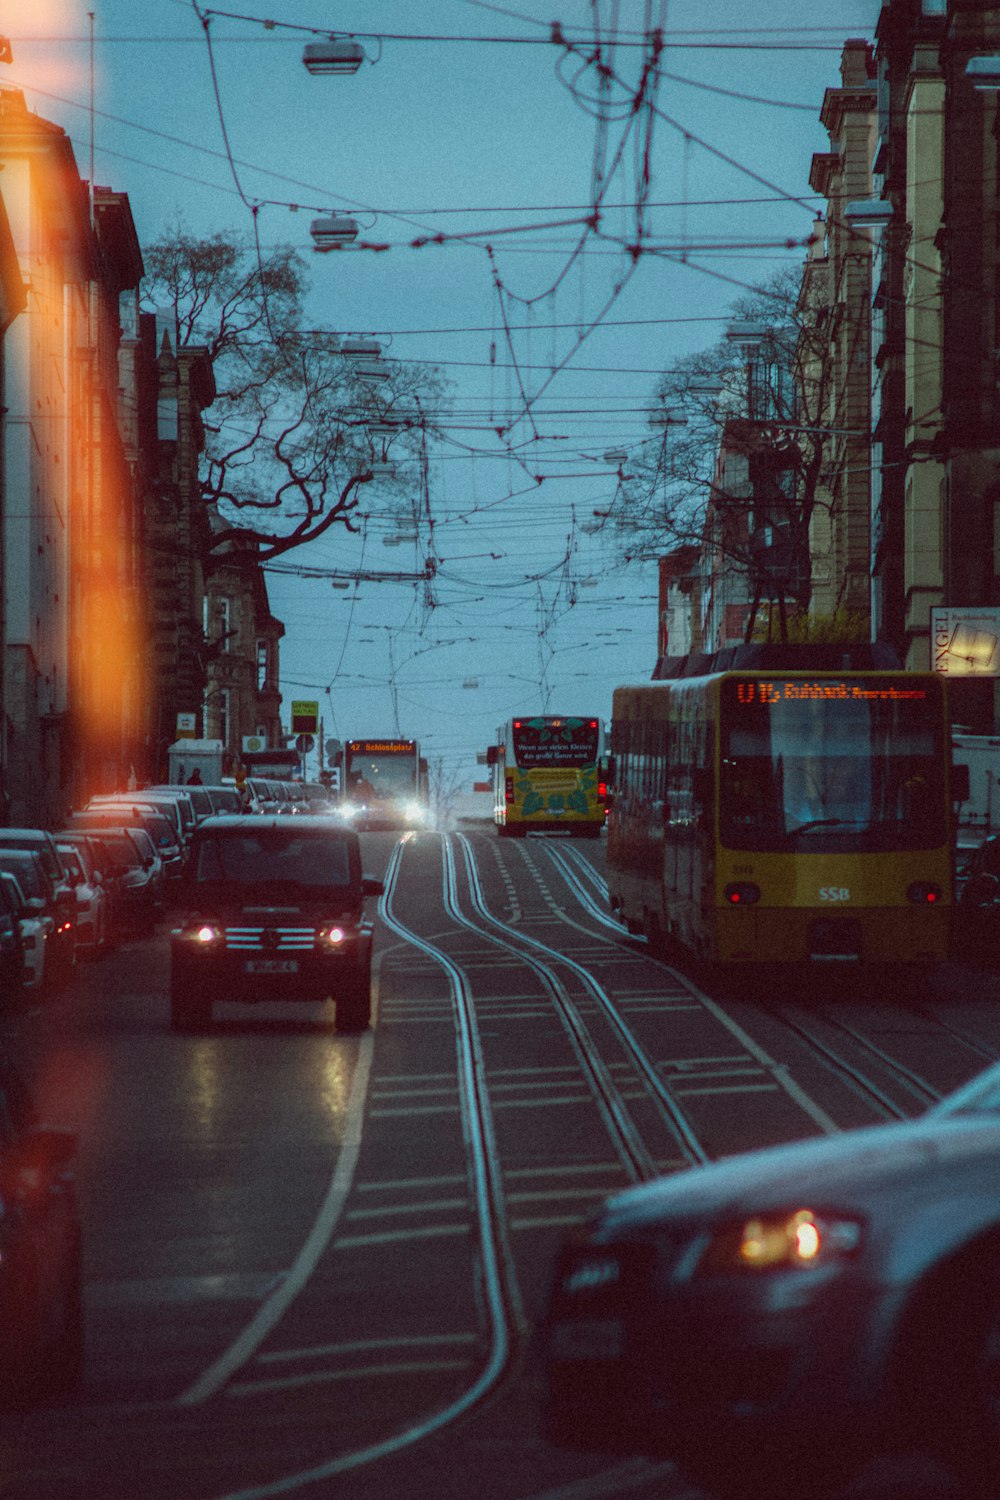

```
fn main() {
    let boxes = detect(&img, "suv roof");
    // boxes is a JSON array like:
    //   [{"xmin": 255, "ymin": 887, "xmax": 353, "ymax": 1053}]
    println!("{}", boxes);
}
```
[
  {"xmin": 0, "ymin": 828, "xmax": 68, "ymax": 882},
  {"xmin": 186, "ymin": 817, "xmax": 363, "ymax": 897}
]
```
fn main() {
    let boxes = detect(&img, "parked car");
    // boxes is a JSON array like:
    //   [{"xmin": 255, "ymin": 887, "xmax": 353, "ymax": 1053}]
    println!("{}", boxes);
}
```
[
  {"xmin": 134, "ymin": 789, "xmax": 196, "ymax": 843},
  {"xmin": 202, "ymin": 784, "xmax": 245, "ymax": 817},
  {"xmin": 79, "ymin": 802, "xmax": 184, "ymax": 880},
  {"xmin": 55, "ymin": 831, "xmax": 126, "ymax": 947},
  {"xmin": 55, "ymin": 839, "xmax": 109, "ymax": 959},
  {"xmin": 143, "ymin": 784, "xmax": 206, "ymax": 828},
  {"xmin": 0, "ymin": 872, "xmax": 27, "ymax": 1000},
  {"xmin": 543, "ymin": 1058, "xmax": 1000, "ymax": 1500},
  {"xmin": 169, "ymin": 816, "xmax": 382, "ymax": 1033},
  {"xmin": 243, "ymin": 778, "xmax": 279, "ymax": 814},
  {"xmin": 0, "ymin": 872, "xmax": 51, "ymax": 994},
  {"xmin": 0, "ymin": 831, "xmax": 75, "ymax": 980},
  {"xmin": 0, "ymin": 1060, "xmax": 82, "ymax": 1405},
  {"xmin": 64, "ymin": 826, "xmax": 159, "ymax": 935},
  {"xmin": 88, "ymin": 791, "xmax": 190, "ymax": 847},
  {"xmin": 0, "ymin": 849, "xmax": 71, "ymax": 990}
]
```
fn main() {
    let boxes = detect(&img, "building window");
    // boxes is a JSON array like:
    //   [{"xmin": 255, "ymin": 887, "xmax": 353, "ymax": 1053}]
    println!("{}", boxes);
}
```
[
  {"xmin": 218, "ymin": 689, "xmax": 230, "ymax": 751},
  {"xmin": 256, "ymin": 638, "xmax": 268, "ymax": 690},
  {"xmin": 214, "ymin": 597, "xmax": 231, "ymax": 652}
]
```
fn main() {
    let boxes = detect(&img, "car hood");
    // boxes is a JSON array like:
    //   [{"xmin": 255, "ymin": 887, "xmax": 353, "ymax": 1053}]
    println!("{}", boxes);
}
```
[{"xmin": 596, "ymin": 1114, "xmax": 1000, "ymax": 1235}]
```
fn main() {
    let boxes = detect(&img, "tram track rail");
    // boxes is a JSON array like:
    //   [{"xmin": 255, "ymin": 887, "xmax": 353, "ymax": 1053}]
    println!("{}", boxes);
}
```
[
  {"xmin": 527, "ymin": 834, "xmax": 997, "ymax": 1128},
  {"xmin": 207, "ymin": 830, "xmax": 709, "ymax": 1500},
  {"xmin": 455, "ymin": 834, "xmax": 840, "ymax": 1145},
  {"xmin": 204, "ymin": 829, "xmax": 993, "ymax": 1499}
]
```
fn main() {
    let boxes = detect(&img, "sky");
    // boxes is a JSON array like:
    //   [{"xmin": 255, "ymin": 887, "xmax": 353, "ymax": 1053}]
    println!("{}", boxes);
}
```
[{"xmin": 4, "ymin": 0, "xmax": 882, "ymax": 801}]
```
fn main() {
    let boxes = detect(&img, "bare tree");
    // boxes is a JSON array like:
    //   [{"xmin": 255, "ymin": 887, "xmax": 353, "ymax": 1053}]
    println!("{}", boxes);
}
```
[
  {"xmin": 141, "ymin": 226, "xmax": 448, "ymax": 568},
  {"xmin": 611, "ymin": 265, "xmax": 859, "ymax": 638}
]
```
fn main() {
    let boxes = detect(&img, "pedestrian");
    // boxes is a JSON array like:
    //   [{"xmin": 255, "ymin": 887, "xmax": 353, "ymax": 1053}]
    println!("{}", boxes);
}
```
[{"xmin": 187, "ymin": 767, "xmax": 203, "ymax": 785}]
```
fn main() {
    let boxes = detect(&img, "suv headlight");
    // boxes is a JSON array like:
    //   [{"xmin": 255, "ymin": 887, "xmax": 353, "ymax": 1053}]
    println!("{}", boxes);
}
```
[
  {"xmin": 698, "ymin": 1209, "xmax": 863, "ymax": 1273},
  {"xmin": 318, "ymin": 924, "xmax": 348, "ymax": 948},
  {"xmin": 179, "ymin": 922, "xmax": 223, "ymax": 946}
]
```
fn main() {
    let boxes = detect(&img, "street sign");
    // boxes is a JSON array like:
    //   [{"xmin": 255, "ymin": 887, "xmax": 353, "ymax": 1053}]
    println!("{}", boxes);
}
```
[
  {"xmin": 290, "ymin": 700, "xmax": 319, "ymax": 733},
  {"xmin": 176, "ymin": 712, "xmax": 196, "ymax": 739},
  {"xmin": 931, "ymin": 607, "xmax": 1000, "ymax": 677},
  {"xmin": 242, "ymin": 735, "xmax": 266, "ymax": 754},
  {"xmin": 295, "ymin": 733, "xmax": 315, "ymax": 754}
]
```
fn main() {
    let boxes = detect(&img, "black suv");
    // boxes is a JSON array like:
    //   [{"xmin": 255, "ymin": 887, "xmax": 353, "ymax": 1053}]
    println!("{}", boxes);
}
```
[{"xmin": 169, "ymin": 817, "xmax": 383, "ymax": 1033}]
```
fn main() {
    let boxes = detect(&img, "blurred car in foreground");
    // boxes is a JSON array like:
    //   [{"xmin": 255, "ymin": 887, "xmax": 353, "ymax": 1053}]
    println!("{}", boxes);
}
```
[
  {"xmin": 543, "ymin": 1061, "xmax": 1000, "ymax": 1500},
  {"xmin": 0, "ymin": 1062, "xmax": 81, "ymax": 1405},
  {"xmin": 169, "ymin": 816, "xmax": 382, "ymax": 1033}
]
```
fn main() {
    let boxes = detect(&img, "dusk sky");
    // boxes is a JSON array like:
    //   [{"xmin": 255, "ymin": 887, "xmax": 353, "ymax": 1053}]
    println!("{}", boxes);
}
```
[{"xmin": 5, "ymin": 0, "xmax": 881, "ymax": 798}]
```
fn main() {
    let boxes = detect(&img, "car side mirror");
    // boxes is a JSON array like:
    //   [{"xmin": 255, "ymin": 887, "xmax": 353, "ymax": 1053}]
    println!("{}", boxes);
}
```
[{"xmin": 361, "ymin": 876, "xmax": 384, "ymax": 899}]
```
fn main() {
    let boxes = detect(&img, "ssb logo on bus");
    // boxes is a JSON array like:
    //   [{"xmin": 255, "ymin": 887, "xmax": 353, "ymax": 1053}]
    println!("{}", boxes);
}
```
[{"xmin": 819, "ymin": 887, "xmax": 851, "ymax": 902}]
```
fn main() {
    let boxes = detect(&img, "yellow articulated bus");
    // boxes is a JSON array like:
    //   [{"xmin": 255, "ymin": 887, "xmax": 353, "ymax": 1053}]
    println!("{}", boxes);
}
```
[
  {"xmin": 607, "ymin": 667, "xmax": 965, "ymax": 972},
  {"xmin": 488, "ymin": 715, "xmax": 607, "ymax": 838}
]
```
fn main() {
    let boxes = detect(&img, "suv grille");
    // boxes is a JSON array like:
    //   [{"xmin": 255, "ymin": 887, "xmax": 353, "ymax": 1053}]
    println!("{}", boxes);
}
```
[{"xmin": 224, "ymin": 926, "xmax": 318, "ymax": 951}]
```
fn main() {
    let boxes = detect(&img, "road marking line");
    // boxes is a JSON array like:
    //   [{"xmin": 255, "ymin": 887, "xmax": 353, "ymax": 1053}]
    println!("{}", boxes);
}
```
[
  {"xmin": 333, "ymin": 1224, "xmax": 471, "ymax": 1249},
  {"xmin": 673, "ymin": 1081, "xmax": 780, "ymax": 1097},
  {"xmin": 504, "ymin": 1161, "xmax": 624, "ymax": 1178},
  {"xmin": 356, "ymin": 1173, "xmax": 466, "ymax": 1192},
  {"xmin": 175, "ymin": 958, "xmax": 382, "ymax": 1406},
  {"xmin": 258, "ymin": 1333, "xmax": 478, "ymax": 1365},
  {"xmin": 345, "ymin": 1199, "xmax": 468, "ymax": 1220},
  {"xmin": 228, "ymin": 1359, "xmax": 470, "ymax": 1398},
  {"xmin": 509, "ymin": 1214, "xmax": 586, "ymax": 1230},
  {"xmin": 368, "ymin": 1103, "xmax": 463, "ymax": 1118}
]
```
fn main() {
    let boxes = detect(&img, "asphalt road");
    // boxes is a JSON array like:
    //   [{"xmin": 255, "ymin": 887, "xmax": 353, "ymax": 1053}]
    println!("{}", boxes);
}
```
[{"xmin": 0, "ymin": 825, "xmax": 995, "ymax": 1500}]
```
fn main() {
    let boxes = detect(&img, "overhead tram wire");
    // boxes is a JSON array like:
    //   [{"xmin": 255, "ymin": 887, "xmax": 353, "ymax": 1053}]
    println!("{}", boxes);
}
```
[{"xmin": 140, "ymin": 11, "xmax": 861, "ymax": 48}]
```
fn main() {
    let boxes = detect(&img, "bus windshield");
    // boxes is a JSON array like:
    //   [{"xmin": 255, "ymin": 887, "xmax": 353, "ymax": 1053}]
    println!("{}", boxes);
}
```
[
  {"xmin": 346, "ymin": 744, "xmax": 417, "ymax": 799},
  {"xmin": 719, "ymin": 677, "xmax": 945, "ymax": 852},
  {"xmin": 511, "ymin": 718, "xmax": 600, "ymax": 769}
]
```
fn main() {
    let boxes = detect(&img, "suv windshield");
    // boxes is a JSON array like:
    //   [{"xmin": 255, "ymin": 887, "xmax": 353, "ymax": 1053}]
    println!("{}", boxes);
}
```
[{"xmin": 194, "ymin": 832, "xmax": 352, "ymax": 888}]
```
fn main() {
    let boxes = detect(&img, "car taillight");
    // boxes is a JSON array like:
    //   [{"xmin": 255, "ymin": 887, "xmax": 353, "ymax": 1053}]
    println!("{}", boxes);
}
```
[
  {"xmin": 598, "ymin": 780, "xmax": 608, "ymax": 804},
  {"xmin": 505, "ymin": 775, "xmax": 514, "ymax": 805}
]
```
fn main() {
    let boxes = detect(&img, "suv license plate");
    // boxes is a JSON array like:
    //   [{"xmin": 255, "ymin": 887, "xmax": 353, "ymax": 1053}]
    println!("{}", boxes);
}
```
[{"xmin": 245, "ymin": 959, "xmax": 298, "ymax": 974}]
